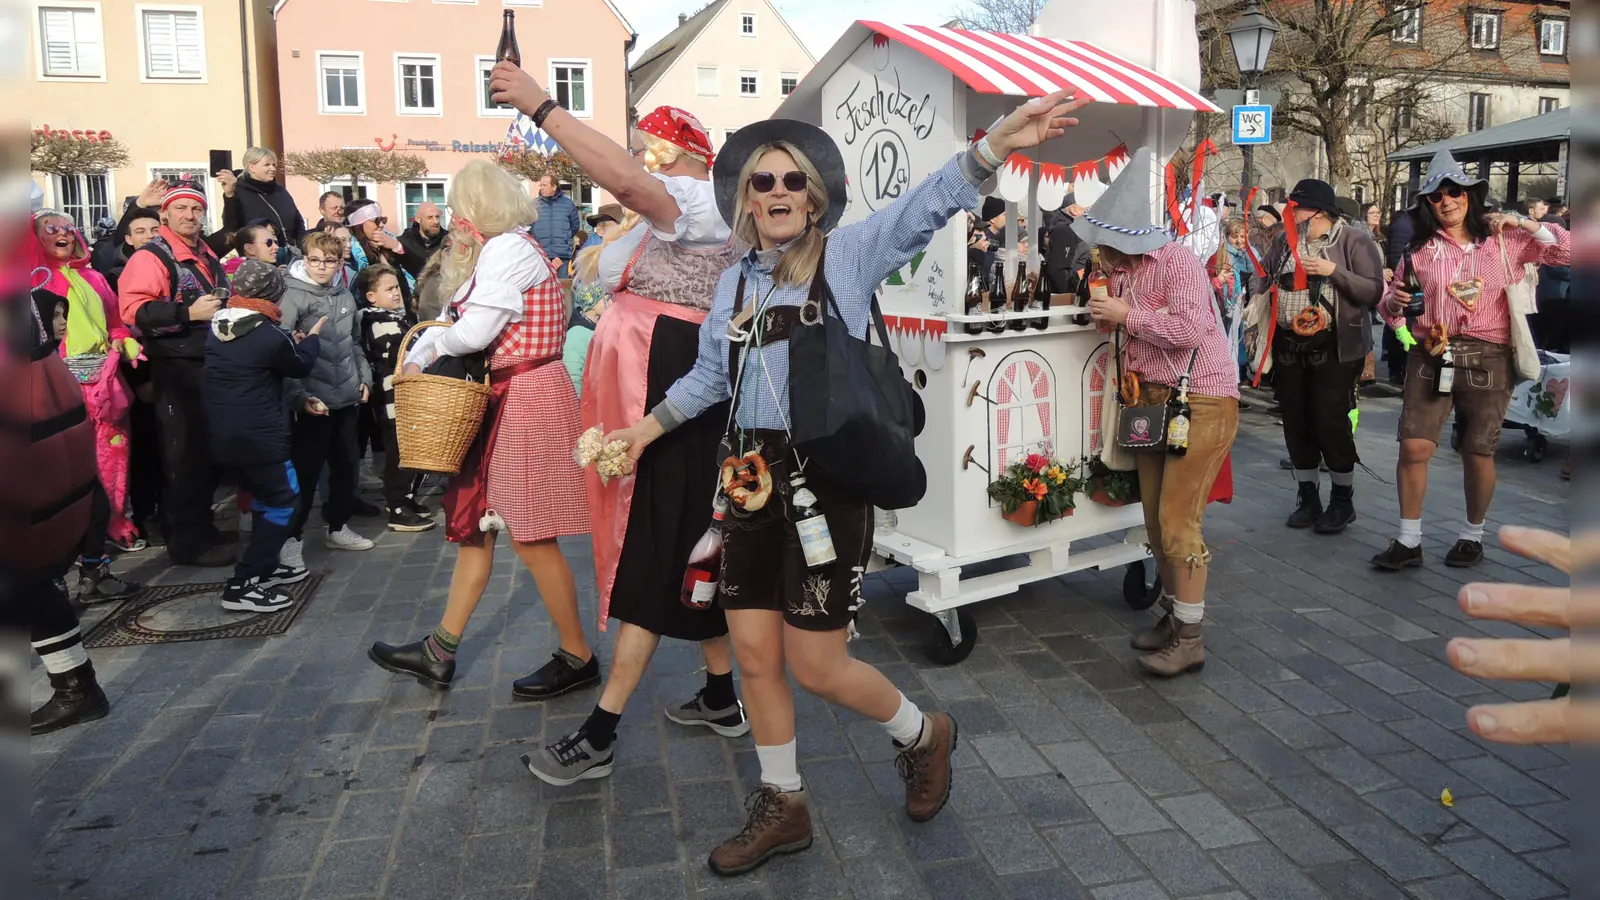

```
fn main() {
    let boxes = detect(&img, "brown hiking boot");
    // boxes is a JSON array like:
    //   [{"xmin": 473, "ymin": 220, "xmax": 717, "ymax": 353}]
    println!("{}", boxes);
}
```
[
  {"xmin": 1138, "ymin": 621, "xmax": 1205, "ymax": 678},
  {"xmin": 707, "ymin": 786, "xmax": 813, "ymax": 876},
  {"xmin": 896, "ymin": 712, "xmax": 958, "ymax": 822},
  {"xmin": 1131, "ymin": 596, "xmax": 1176, "ymax": 651}
]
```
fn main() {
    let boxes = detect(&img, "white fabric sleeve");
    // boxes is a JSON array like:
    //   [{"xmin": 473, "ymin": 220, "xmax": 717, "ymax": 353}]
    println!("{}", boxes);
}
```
[
  {"xmin": 599, "ymin": 223, "xmax": 648, "ymax": 293},
  {"xmin": 464, "ymin": 233, "xmax": 547, "ymax": 315},
  {"xmin": 1532, "ymin": 224, "xmax": 1556, "ymax": 244},
  {"xmin": 649, "ymin": 174, "xmax": 732, "ymax": 245}
]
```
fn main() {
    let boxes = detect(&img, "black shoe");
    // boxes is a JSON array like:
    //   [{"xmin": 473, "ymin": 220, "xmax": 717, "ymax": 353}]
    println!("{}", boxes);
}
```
[
  {"xmin": 512, "ymin": 651, "xmax": 600, "ymax": 701},
  {"xmin": 77, "ymin": 559, "xmax": 139, "ymax": 604},
  {"xmin": 1314, "ymin": 485, "xmax": 1357, "ymax": 534},
  {"xmin": 368, "ymin": 638, "xmax": 455, "ymax": 690},
  {"xmin": 407, "ymin": 498, "xmax": 436, "ymax": 519},
  {"xmin": 31, "ymin": 664, "xmax": 109, "ymax": 735},
  {"xmin": 1287, "ymin": 482, "xmax": 1323, "ymax": 529},
  {"xmin": 221, "ymin": 577, "xmax": 294, "ymax": 613},
  {"xmin": 1445, "ymin": 539, "xmax": 1485, "ymax": 568},
  {"xmin": 387, "ymin": 506, "xmax": 437, "ymax": 533},
  {"xmin": 172, "ymin": 544, "xmax": 238, "ymax": 568},
  {"xmin": 1372, "ymin": 540, "xmax": 1424, "ymax": 571},
  {"xmin": 350, "ymin": 498, "xmax": 384, "ymax": 518}
]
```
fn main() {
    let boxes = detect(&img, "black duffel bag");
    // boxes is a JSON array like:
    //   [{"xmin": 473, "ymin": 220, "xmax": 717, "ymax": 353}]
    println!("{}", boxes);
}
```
[{"xmin": 788, "ymin": 244, "xmax": 926, "ymax": 510}]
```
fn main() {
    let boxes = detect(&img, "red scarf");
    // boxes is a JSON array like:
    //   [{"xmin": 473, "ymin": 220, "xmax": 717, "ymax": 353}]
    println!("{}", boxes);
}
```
[{"xmin": 231, "ymin": 296, "xmax": 282, "ymax": 323}]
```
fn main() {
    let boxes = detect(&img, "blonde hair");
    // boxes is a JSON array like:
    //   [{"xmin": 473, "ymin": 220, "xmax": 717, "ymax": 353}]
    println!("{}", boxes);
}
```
[
  {"xmin": 571, "ymin": 211, "xmax": 644, "ymax": 286},
  {"xmin": 242, "ymin": 147, "xmax": 278, "ymax": 170},
  {"xmin": 302, "ymin": 230, "xmax": 342, "ymax": 259},
  {"xmin": 438, "ymin": 159, "xmax": 540, "ymax": 302},
  {"xmin": 639, "ymin": 130, "xmax": 710, "ymax": 173},
  {"xmin": 730, "ymin": 141, "xmax": 828, "ymax": 288}
]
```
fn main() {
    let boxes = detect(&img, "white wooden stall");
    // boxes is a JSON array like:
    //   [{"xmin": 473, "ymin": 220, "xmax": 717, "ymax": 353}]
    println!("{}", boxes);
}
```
[{"xmin": 774, "ymin": 3, "xmax": 1218, "ymax": 661}]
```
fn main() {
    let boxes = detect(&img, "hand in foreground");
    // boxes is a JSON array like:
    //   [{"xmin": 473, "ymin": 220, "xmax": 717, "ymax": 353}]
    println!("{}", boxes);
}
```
[
  {"xmin": 987, "ymin": 90, "xmax": 1092, "ymax": 156},
  {"xmin": 308, "ymin": 316, "xmax": 329, "ymax": 336},
  {"xmin": 304, "ymin": 397, "xmax": 329, "ymax": 416},
  {"xmin": 188, "ymin": 294, "xmax": 223, "ymax": 322},
  {"xmin": 489, "ymin": 62, "xmax": 550, "ymax": 116},
  {"xmin": 136, "ymin": 178, "xmax": 171, "ymax": 210},
  {"xmin": 1088, "ymin": 294, "xmax": 1131, "ymax": 327},
  {"xmin": 402, "ymin": 362, "xmax": 423, "ymax": 376},
  {"xmin": 1446, "ymin": 526, "xmax": 1595, "ymax": 745},
  {"xmin": 215, "ymin": 169, "xmax": 237, "ymax": 197},
  {"xmin": 1303, "ymin": 258, "xmax": 1336, "ymax": 277},
  {"xmin": 604, "ymin": 416, "xmax": 665, "ymax": 465}
]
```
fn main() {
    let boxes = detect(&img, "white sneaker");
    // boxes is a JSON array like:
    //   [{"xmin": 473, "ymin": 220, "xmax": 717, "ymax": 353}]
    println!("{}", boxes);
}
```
[
  {"xmin": 260, "ymin": 562, "xmax": 309, "ymax": 588},
  {"xmin": 279, "ymin": 537, "xmax": 305, "ymax": 569},
  {"xmin": 325, "ymin": 525, "xmax": 375, "ymax": 551},
  {"xmin": 221, "ymin": 577, "xmax": 293, "ymax": 613}
]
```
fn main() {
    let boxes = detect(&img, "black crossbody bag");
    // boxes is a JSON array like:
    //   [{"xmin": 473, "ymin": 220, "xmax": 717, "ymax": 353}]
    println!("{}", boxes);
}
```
[{"xmin": 1113, "ymin": 327, "xmax": 1198, "ymax": 452}]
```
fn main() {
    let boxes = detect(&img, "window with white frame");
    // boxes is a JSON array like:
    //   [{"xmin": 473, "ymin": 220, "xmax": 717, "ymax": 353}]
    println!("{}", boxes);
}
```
[
  {"xmin": 696, "ymin": 66, "xmax": 718, "ymax": 96},
  {"xmin": 402, "ymin": 180, "xmax": 448, "ymax": 226},
  {"xmin": 476, "ymin": 56, "xmax": 514, "ymax": 115},
  {"xmin": 38, "ymin": 5, "xmax": 104, "ymax": 78},
  {"xmin": 780, "ymin": 72, "xmax": 799, "ymax": 96},
  {"xmin": 150, "ymin": 164, "xmax": 207, "ymax": 186},
  {"xmin": 320, "ymin": 181, "xmax": 375, "ymax": 203},
  {"xmin": 1395, "ymin": 101, "xmax": 1415, "ymax": 131},
  {"xmin": 739, "ymin": 70, "xmax": 759, "ymax": 97},
  {"xmin": 396, "ymin": 54, "xmax": 441, "ymax": 114},
  {"xmin": 54, "ymin": 173, "xmax": 111, "ymax": 230},
  {"xmin": 1391, "ymin": 3, "xmax": 1421, "ymax": 43},
  {"xmin": 1467, "ymin": 92, "xmax": 1490, "ymax": 131},
  {"xmin": 1539, "ymin": 19, "xmax": 1567, "ymax": 56},
  {"xmin": 1538, "ymin": 96, "xmax": 1561, "ymax": 115},
  {"xmin": 1469, "ymin": 11, "xmax": 1501, "ymax": 49},
  {"xmin": 740, "ymin": 12, "xmax": 756, "ymax": 35},
  {"xmin": 989, "ymin": 351, "xmax": 1056, "ymax": 476},
  {"xmin": 550, "ymin": 61, "xmax": 590, "ymax": 116},
  {"xmin": 558, "ymin": 181, "xmax": 595, "ymax": 218},
  {"xmin": 319, "ymin": 53, "xmax": 364, "ymax": 113},
  {"xmin": 139, "ymin": 7, "xmax": 205, "ymax": 80}
]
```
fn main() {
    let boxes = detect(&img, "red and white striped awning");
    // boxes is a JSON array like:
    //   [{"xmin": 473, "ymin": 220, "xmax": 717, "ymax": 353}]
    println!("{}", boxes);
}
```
[{"xmin": 860, "ymin": 22, "xmax": 1219, "ymax": 113}]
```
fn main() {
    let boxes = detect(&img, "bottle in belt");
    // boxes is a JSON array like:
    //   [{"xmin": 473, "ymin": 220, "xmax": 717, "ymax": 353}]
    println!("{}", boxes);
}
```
[
  {"xmin": 1167, "ymin": 378, "xmax": 1192, "ymax": 457},
  {"xmin": 1007, "ymin": 258, "xmax": 1029, "ymax": 332},
  {"xmin": 681, "ymin": 493, "xmax": 729, "ymax": 610},
  {"xmin": 962, "ymin": 257, "xmax": 986, "ymax": 336},
  {"xmin": 789, "ymin": 474, "xmax": 837, "ymax": 569}
]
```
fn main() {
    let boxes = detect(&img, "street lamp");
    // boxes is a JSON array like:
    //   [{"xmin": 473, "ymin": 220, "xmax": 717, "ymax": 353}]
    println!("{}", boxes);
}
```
[{"xmin": 1223, "ymin": 0, "xmax": 1279, "ymax": 199}]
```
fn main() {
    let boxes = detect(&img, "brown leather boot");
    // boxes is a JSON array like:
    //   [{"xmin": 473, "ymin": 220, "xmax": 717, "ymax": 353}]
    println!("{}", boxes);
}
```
[
  {"xmin": 1131, "ymin": 597, "xmax": 1176, "ymax": 651},
  {"xmin": 707, "ymin": 786, "xmax": 813, "ymax": 876},
  {"xmin": 1138, "ymin": 622, "xmax": 1205, "ymax": 678},
  {"xmin": 896, "ymin": 712, "xmax": 958, "ymax": 822},
  {"xmin": 30, "ymin": 663, "xmax": 110, "ymax": 735}
]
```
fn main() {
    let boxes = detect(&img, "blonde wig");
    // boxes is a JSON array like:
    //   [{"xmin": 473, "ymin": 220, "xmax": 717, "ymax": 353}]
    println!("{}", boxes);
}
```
[
  {"xmin": 639, "ymin": 130, "xmax": 710, "ymax": 173},
  {"xmin": 571, "ymin": 211, "xmax": 642, "ymax": 287},
  {"xmin": 730, "ymin": 141, "xmax": 828, "ymax": 288},
  {"xmin": 438, "ymin": 159, "xmax": 540, "ymax": 302},
  {"xmin": 242, "ymin": 147, "xmax": 278, "ymax": 169}
]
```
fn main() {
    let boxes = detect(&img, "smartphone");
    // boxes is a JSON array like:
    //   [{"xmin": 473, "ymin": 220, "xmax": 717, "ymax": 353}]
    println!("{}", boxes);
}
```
[{"xmin": 209, "ymin": 149, "xmax": 233, "ymax": 177}]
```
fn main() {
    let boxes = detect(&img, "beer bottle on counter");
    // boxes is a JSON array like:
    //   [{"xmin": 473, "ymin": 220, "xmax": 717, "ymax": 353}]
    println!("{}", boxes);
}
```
[
  {"xmin": 986, "ymin": 259, "xmax": 1007, "ymax": 333},
  {"xmin": 1008, "ymin": 259, "xmax": 1030, "ymax": 331},
  {"xmin": 963, "ymin": 259, "xmax": 986, "ymax": 336},
  {"xmin": 1029, "ymin": 266, "xmax": 1052, "ymax": 330},
  {"xmin": 1167, "ymin": 376, "xmax": 1192, "ymax": 457},
  {"xmin": 496, "ymin": 10, "xmax": 521, "ymax": 66}
]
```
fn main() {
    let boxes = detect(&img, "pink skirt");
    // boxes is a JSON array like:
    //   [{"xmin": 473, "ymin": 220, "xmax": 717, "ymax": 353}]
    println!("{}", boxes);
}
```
[{"xmin": 486, "ymin": 363, "xmax": 589, "ymax": 542}]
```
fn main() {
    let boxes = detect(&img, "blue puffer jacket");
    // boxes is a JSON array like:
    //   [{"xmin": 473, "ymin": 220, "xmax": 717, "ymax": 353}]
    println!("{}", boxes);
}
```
[{"xmin": 531, "ymin": 190, "xmax": 582, "ymax": 261}]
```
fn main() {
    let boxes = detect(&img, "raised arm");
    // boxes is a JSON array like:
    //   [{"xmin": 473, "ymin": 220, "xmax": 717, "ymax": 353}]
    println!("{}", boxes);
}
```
[{"xmin": 490, "ymin": 63, "xmax": 684, "ymax": 235}]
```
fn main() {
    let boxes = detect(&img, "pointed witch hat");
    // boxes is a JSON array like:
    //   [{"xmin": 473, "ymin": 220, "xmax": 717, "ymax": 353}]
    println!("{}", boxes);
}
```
[
  {"xmin": 1068, "ymin": 146, "xmax": 1170, "ymax": 256},
  {"xmin": 1411, "ymin": 148, "xmax": 1488, "ymax": 210}
]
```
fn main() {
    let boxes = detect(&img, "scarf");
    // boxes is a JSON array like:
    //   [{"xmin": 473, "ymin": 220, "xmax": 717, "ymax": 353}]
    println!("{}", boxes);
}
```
[
  {"xmin": 230, "ymin": 296, "xmax": 283, "ymax": 323},
  {"xmin": 59, "ymin": 266, "xmax": 111, "ymax": 357}
]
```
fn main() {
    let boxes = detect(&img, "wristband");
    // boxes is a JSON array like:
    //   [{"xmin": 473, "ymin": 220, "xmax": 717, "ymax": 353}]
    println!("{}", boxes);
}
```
[
  {"xmin": 975, "ymin": 136, "xmax": 1004, "ymax": 171},
  {"xmin": 532, "ymin": 98, "xmax": 561, "ymax": 128}
]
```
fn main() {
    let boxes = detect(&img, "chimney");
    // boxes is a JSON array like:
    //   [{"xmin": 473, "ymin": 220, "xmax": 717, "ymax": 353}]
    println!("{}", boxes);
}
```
[{"xmin": 679, "ymin": 13, "xmax": 688, "ymax": 25}]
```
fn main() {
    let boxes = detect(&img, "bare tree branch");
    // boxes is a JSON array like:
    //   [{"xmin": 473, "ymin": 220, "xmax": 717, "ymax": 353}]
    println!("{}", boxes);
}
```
[
  {"xmin": 949, "ymin": 0, "xmax": 1047, "ymax": 32},
  {"xmin": 31, "ymin": 132, "xmax": 130, "ymax": 176},
  {"xmin": 284, "ymin": 148, "xmax": 429, "ymax": 187}
]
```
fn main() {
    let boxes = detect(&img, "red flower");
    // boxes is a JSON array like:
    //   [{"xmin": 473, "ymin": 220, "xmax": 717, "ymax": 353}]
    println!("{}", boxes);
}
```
[{"xmin": 1024, "ymin": 453, "xmax": 1051, "ymax": 473}]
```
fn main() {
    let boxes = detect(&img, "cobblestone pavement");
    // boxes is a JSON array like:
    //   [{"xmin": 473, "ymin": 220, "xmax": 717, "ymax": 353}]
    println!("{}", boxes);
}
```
[{"xmin": 31, "ymin": 392, "xmax": 1570, "ymax": 900}]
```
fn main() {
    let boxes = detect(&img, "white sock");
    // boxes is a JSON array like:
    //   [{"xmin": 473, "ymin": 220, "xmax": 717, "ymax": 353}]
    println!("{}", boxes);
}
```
[
  {"xmin": 1460, "ymin": 520, "xmax": 1486, "ymax": 543},
  {"xmin": 1330, "ymin": 470, "xmax": 1355, "ymax": 487},
  {"xmin": 882, "ymin": 693, "xmax": 925, "ymax": 746},
  {"xmin": 755, "ymin": 741, "xmax": 803, "ymax": 792},
  {"xmin": 33, "ymin": 627, "xmax": 89, "ymax": 674},
  {"xmin": 1172, "ymin": 601, "xmax": 1205, "ymax": 625},
  {"xmin": 1398, "ymin": 518, "xmax": 1422, "ymax": 549},
  {"xmin": 1293, "ymin": 469, "xmax": 1320, "ymax": 486}
]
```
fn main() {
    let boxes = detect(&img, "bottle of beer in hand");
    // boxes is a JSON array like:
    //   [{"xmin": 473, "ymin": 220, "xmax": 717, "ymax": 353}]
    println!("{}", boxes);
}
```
[
  {"xmin": 681, "ymin": 494, "xmax": 729, "ymax": 610},
  {"xmin": 1400, "ymin": 250, "xmax": 1426, "ymax": 319},
  {"xmin": 963, "ymin": 260, "xmax": 986, "ymax": 336},
  {"xmin": 1167, "ymin": 379, "xmax": 1192, "ymax": 457},
  {"xmin": 496, "ymin": 10, "xmax": 521, "ymax": 66},
  {"xmin": 986, "ymin": 259, "xmax": 1007, "ymax": 333},
  {"xmin": 1008, "ymin": 259, "xmax": 1030, "ymax": 331}
]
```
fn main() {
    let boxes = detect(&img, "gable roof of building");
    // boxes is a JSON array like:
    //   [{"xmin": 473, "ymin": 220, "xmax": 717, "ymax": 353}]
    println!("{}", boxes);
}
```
[
  {"xmin": 630, "ymin": 0, "xmax": 730, "ymax": 103},
  {"xmin": 274, "ymin": 0, "xmax": 635, "ymax": 34}
]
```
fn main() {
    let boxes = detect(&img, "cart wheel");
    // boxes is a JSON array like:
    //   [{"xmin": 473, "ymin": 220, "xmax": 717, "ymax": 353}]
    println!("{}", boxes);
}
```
[
  {"xmin": 925, "ymin": 610, "xmax": 978, "ymax": 666},
  {"xmin": 1524, "ymin": 434, "xmax": 1547, "ymax": 463},
  {"xmin": 1123, "ymin": 562, "xmax": 1162, "ymax": 611}
]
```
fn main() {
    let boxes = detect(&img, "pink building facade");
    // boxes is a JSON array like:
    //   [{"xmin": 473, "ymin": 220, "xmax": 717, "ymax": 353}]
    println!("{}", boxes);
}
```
[{"xmin": 274, "ymin": 0, "xmax": 634, "ymax": 227}]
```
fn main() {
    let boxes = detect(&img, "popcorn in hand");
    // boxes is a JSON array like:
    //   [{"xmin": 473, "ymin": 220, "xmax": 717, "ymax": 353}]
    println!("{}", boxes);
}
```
[
  {"xmin": 575, "ymin": 426, "xmax": 606, "ymax": 467},
  {"xmin": 575, "ymin": 426, "xmax": 636, "ymax": 483}
]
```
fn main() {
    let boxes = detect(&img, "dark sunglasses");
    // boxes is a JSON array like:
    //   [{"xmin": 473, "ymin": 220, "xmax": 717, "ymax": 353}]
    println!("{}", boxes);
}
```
[
  {"xmin": 749, "ymin": 171, "xmax": 807, "ymax": 194},
  {"xmin": 263, "ymin": 238, "xmax": 278, "ymax": 247},
  {"xmin": 40, "ymin": 223, "xmax": 75, "ymax": 237},
  {"xmin": 1424, "ymin": 184, "xmax": 1466, "ymax": 204}
]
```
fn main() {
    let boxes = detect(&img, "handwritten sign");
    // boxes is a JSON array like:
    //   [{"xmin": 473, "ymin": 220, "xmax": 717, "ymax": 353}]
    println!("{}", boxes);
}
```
[
  {"xmin": 834, "ymin": 70, "xmax": 937, "ymax": 146},
  {"xmin": 860, "ymin": 129, "xmax": 910, "ymax": 212}
]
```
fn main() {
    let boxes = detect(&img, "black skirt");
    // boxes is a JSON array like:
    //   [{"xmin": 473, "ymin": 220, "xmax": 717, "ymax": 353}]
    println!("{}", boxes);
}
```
[{"xmin": 608, "ymin": 315, "xmax": 730, "ymax": 642}]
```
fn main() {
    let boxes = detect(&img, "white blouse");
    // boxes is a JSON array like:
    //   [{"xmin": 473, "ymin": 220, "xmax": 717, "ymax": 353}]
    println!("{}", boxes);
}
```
[
  {"xmin": 599, "ymin": 173, "xmax": 730, "ymax": 293},
  {"xmin": 406, "ymin": 229, "xmax": 550, "ymax": 367}
]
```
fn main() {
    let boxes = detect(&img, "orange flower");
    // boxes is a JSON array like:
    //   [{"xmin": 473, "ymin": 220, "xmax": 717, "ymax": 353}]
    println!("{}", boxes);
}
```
[{"xmin": 1022, "ymin": 478, "xmax": 1048, "ymax": 500}]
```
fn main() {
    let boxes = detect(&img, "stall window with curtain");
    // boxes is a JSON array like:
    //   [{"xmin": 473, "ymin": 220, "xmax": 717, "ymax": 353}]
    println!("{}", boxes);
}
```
[{"xmin": 989, "ymin": 351, "xmax": 1056, "ymax": 476}]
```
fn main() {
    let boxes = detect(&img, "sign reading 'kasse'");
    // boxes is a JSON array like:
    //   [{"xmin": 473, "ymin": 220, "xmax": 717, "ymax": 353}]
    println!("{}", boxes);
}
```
[{"xmin": 821, "ymin": 36, "xmax": 955, "ymax": 313}]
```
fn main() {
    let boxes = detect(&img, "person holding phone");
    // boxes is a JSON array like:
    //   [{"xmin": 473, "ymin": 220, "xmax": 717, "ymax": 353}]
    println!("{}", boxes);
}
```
[{"xmin": 217, "ymin": 148, "xmax": 306, "ymax": 256}]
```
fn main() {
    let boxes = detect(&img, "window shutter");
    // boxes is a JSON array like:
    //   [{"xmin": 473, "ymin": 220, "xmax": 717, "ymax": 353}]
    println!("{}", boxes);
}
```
[
  {"xmin": 144, "ymin": 12, "xmax": 176, "ymax": 75},
  {"xmin": 173, "ymin": 11, "xmax": 202, "ymax": 75},
  {"xmin": 41, "ymin": 9, "xmax": 77, "ymax": 74}
]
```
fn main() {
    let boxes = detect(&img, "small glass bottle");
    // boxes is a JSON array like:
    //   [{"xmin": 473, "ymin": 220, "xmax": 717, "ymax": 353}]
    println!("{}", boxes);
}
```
[
  {"xmin": 1167, "ymin": 379, "xmax": 1192, "ymax": 457},
  {"xmin": 790, "ymin": 474, "xmax": 837, "ymax": 569},
  {"xmin": 681, "ymin": 494, "xmax": 729, "ymax": 610}
]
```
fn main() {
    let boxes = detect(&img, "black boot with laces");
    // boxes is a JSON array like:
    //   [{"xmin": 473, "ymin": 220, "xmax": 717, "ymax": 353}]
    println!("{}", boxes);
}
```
[{"xmin": 1286, "ymin": 482, "xmax": 1322, "ymax": 529}]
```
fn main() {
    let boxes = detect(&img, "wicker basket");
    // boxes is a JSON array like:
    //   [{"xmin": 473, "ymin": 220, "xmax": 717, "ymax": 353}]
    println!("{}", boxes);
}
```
[{"xmin": 392, "ymin": 321, "xmax": 494, "ymax": 475}]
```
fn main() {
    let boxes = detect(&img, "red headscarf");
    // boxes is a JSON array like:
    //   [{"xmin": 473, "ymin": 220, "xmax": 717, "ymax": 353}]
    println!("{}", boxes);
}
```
[
  {"xmin": 636, "ymin": 106, "xmax": 716, "ymax": 168},
  {"xmin": 27, "ymin": 211, "xmax": 91, "ymax": 298}
]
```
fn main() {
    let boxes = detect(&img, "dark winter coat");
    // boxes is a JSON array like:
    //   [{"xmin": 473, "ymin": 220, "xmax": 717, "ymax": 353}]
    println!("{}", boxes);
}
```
[
  {"xmin": 531, "ymin": 190, "xmax": 582, "ymax": 261},
  {"xmin": 1253, "ymin": 219, "xmax": 1387, "ymax": 364},
  {"xmin": 358, "ymin": 305, "xmax": 415, "ymax": 422},
  {"xmin": 278, "ymin": 261, "xmax": 371, "ymax": 410},
  {"xmin": 223, "ymin": 174, "xmax": 308, "ymax": 249},
  {"xmin": 202, "ymin": 309, "xmax": 320, "ymax": 466},
  {"xmin": 397, "ymin": 222, "xmax": 443, "ymax": 277}
]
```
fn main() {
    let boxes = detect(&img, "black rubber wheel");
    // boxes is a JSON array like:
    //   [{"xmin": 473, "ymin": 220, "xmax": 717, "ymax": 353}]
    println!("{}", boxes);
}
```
[
  {"xmin": 1525, "ymin": 434, "xmax": 1547, "ymax": 462},
  {"xmin": 1123, "ymin": 561, "xmax": 1162, "ymax": 611},
  {"xmin": 925, "ymin": 610, "xmax": 978, "ymax": 665}
]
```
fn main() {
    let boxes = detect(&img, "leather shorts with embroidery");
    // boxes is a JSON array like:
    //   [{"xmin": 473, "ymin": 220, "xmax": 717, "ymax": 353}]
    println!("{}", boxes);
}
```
[{"xmin": 716, "ymin": 429, "xmax": 872, "ymax": 632}]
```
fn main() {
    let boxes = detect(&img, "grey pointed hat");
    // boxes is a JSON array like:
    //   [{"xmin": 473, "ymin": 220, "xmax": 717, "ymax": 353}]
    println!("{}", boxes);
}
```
[
  {"xmin": 1411, "ymin": 148, "xmax": 1488, "ymax": 210},
  {"xmin": 1069, "ymin": 146, "xmax": 1171, "ymax": 256}
]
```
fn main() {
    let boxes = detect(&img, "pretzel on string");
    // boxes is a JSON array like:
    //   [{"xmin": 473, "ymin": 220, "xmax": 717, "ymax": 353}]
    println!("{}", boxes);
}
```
[
  {"xmin": 1423, "ymin": 322, "xmax": 1451, "ymax": 357},
  {"xmin": 1292, "ymin": 306, "xmax": 1330, "ymax": 337},
  {"xmin": 1120, "ymin": 370, "xmax": 1144, "ymax": 407},
  {"xmin": 720, "ymin": 451, "xmax": 773, "ymax": 511}
]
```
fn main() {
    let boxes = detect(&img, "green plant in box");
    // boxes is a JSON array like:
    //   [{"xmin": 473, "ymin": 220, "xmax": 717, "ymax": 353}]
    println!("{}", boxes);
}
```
[
  {"xmin": 1083, "ymin": 455, "xmax": 1140, "ymax": 506},
  {"xmin": 987, "ymin": 452, "xmax": 1085, "ymax": 526}
]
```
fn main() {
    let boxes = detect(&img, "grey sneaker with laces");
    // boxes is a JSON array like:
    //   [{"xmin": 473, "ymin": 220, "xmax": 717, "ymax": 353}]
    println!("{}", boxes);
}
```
[
  {"xmin": 665, "ymin": 689, "xmax": 750, "ymax": 737},
  {"xmin": 523, "ymin": 729, "xmax": 614, "ymax": 786}
]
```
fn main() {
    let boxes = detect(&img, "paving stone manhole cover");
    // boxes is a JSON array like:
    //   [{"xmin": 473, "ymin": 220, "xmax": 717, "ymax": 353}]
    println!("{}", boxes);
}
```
[{"xmin": 82, "ymin": 576, "xmax": 324, "ymax": 648}]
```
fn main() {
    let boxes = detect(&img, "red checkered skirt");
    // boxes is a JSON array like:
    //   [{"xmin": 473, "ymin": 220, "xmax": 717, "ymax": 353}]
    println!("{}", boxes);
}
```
[{"xmin": 485, "ymin": 360, "xmax": 589, "ymax": 542}]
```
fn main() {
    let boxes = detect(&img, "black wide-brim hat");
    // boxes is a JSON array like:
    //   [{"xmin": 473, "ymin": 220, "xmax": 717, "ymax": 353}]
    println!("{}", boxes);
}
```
[
  {"xmin": 1287, "ymin": 179, "xmax": 1341, "ymax": 217},
  {"xmin": 715, "ymin": 119, "xmax": 849, "ymax": 234}
]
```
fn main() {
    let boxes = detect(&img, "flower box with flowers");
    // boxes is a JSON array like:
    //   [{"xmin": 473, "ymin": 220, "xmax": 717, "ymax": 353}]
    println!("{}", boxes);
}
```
[
  {"xmin": 1082, "ymin": 455, "xmax": 1140, "ymax": 507},
  {"xmin": 987, "ymin": 453, "xmax": 1085, "ymax": 527}
]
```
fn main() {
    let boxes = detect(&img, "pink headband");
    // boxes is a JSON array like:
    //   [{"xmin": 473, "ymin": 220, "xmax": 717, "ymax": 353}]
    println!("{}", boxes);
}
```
[
  {"xmin": 161, "ymin": 187, "xmax": 208, "ymax": 211},
  {"xmin": 345, "ymin": 204, "xmax": 383, "ymax": 227}
]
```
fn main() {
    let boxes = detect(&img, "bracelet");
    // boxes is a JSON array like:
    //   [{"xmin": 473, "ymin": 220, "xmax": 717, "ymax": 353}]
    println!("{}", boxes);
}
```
[
  {"xmin": 975, "ymin": 136, "xmax": 1004, "ymax": 170},
  {"xmin": 532, "ymin": 98, "xmax": 561, "ymax": 128}
]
